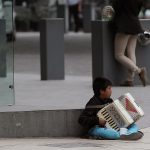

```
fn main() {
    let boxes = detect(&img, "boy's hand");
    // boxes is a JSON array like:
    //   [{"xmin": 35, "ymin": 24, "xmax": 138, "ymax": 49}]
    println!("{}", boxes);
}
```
[{"xmin": 99, "ymin": 118, "xmax": 106, "ymax": 127}]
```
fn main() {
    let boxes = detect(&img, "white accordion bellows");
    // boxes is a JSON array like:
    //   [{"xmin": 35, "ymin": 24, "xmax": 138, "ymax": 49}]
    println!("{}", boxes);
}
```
[{"xmin": 97, "ymin": 93, "xmax": 144, "ymax": 131}]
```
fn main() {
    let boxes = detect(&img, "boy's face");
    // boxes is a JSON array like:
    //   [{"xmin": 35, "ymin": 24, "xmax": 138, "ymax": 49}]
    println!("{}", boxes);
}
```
[{"xmin": 100, "ymin": 86, "xmax": 112, "ymax": 99}]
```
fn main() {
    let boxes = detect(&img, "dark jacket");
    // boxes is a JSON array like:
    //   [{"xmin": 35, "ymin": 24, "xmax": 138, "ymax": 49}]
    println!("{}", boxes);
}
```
[
  {"xmin": 111, "ymin": 0, "xmax": 145, "ymax": 34},
  {"xmin": 78, "ymin": 95, "xmax": 113, "ymax": 130}
]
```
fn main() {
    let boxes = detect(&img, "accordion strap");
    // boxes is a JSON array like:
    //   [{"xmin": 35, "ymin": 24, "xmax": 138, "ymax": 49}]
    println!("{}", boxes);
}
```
[{"xmin": 86, "ymin": 104, "xmax": 108, "ymax": 109}]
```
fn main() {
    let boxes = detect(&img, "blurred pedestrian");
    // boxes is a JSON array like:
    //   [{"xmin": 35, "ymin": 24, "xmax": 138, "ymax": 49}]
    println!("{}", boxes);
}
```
[
  {"xmin": 110, "ymin": 0, "xmax": 149, "ymax": 86},
  {"xmin": 67, "ymin": 0, "xmax": 82, "ymax": 32}
]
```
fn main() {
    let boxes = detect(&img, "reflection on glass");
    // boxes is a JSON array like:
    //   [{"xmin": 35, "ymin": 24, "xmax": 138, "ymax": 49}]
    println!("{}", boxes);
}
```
[{"xmin": 0, "ymin": 0, "xmax": 14, "ymax": 106}]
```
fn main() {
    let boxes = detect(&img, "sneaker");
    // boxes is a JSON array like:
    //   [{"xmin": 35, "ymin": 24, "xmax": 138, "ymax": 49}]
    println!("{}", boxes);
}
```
[
  {"xmin": 120, "ymin": 81, "xmax": 133, "ymax": 87},
  {"xmin": 139, "ymin": 67, "xmax": 148, "ymax": 86},
  {"xmin": 120, "ymin": 131, "xmax": 144, "ymax": 141}
]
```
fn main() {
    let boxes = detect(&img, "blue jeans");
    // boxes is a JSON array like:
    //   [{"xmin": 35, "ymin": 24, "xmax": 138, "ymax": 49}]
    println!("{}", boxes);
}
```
[{"xmin": 88, "ymin": 124, "xmax": 139, "ymax": 140}]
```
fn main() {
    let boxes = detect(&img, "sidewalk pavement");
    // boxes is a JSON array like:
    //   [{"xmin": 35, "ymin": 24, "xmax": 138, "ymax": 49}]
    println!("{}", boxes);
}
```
[{"xmin": 0, "ymin": 127, "xmax": 149, "ymax": 150}]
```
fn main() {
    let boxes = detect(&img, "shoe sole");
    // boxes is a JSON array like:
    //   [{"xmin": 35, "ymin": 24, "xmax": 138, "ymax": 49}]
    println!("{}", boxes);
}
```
[{"xmin": 120, "ymin": 131, "xmax": 144, "ymax": 141}]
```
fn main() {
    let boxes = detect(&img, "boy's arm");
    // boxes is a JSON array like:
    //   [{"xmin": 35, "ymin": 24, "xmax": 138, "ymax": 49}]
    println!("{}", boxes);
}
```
[{"xmin": 78, "ymin": 108, "xmax": 106, "ymax": 128}]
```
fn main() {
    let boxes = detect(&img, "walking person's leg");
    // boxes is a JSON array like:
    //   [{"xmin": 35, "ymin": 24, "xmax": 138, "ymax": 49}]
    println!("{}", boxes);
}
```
[
  {"xmin": 114, "ymin": 33, "xmax": 140, "ymax": 73},
  {"xmin": 72, "ymin": 4, "xmax": 80, "ymax": 32},
  {"xmin": 69, "ymin": 6, "xmax": 73, "ymax": 31},
  {"xmin": 125, "ymin": 35, "xmax": 138, "ymax": 82},
  {"xmin": 114, "ymin": 33, "xmax": 148, "ymax": 86}
]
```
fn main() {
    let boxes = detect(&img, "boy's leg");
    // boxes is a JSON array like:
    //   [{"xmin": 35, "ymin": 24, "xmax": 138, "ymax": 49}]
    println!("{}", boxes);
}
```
[
  {"xmin": 88, "ymin": 126, "xmax": 120, "ymax": 140},
  {"xmin": 120, "ymin": 124, "xmax": 144, "ymax": 140},
  {"xmin": 127, "ymin": 123, "xmax": 139, "ymax": 134},
  {"xmin": 120, "ymin": 131, "xmax": 144, "ymax": 140}
]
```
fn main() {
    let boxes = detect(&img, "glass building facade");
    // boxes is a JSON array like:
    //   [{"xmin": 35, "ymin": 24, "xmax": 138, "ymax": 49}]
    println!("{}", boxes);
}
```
[{"xmin": 0, "ymin": 0, "xmax": 14, "ymax": 105}]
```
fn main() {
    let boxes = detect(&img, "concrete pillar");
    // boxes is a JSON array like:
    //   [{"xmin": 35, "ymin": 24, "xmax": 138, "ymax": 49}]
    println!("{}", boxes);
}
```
[
  {"xmin": 40, "ymin": 18, "xmax": 65, "ymax": 80},
  {"xmin": 57, "ymin": 4, "xmax": 69, "ymax": 32},
  {"xmin": 0, "ymin": 19, "xmax": 6, "ymax": 77},
  {"xmin": 92, "ymin": 20, "xmax": 150, "ymax": 85},
  {"xmin": 83, "ymin": 3, "xmax": 96, "ymax": 33}
]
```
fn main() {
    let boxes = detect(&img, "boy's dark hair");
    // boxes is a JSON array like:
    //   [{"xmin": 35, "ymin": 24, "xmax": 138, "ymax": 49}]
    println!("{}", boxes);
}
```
[{"xmin": 93, "ymin": 77, "xmax": 112, "ymax": 97}]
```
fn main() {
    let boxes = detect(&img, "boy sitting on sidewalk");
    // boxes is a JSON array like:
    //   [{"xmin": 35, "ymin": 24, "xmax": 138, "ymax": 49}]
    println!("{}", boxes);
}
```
[{"xmin": 78, "ymin": 77, "xmax": 143, "ymax": 140}]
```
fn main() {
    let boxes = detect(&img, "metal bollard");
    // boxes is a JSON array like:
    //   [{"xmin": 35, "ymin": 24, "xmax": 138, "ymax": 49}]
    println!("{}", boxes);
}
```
[{"xmin": 40, "ymin": 18, "xmax": 65, "ymax": 80}]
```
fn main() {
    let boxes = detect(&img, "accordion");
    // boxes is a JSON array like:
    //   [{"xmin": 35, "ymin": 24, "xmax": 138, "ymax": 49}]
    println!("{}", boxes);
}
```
[{"xmin": 97, "ymin": 93, "xmax": 144, "ymax": 131}]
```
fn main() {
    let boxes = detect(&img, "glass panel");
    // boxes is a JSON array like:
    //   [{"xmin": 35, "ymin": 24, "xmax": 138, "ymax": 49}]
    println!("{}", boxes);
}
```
[{"xmin": 0, "ymin": 0, "xmax": 14, "ymax": 106}]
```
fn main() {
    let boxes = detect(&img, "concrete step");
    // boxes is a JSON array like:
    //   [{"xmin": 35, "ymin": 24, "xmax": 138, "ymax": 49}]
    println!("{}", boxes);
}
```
[
  {"xmin": 0, "ymin": 109, "xmax": 85, "ymax": 138},
  {"xmin": 0, "ymin": 107, "xmax": 147, "ymax": 138}
]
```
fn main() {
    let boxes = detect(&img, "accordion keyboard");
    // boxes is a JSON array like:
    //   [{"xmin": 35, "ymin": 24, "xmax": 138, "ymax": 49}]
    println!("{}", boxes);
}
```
[{"xmin": 101, "ymin": 108, "xmax": 120, "ymax": 131}]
